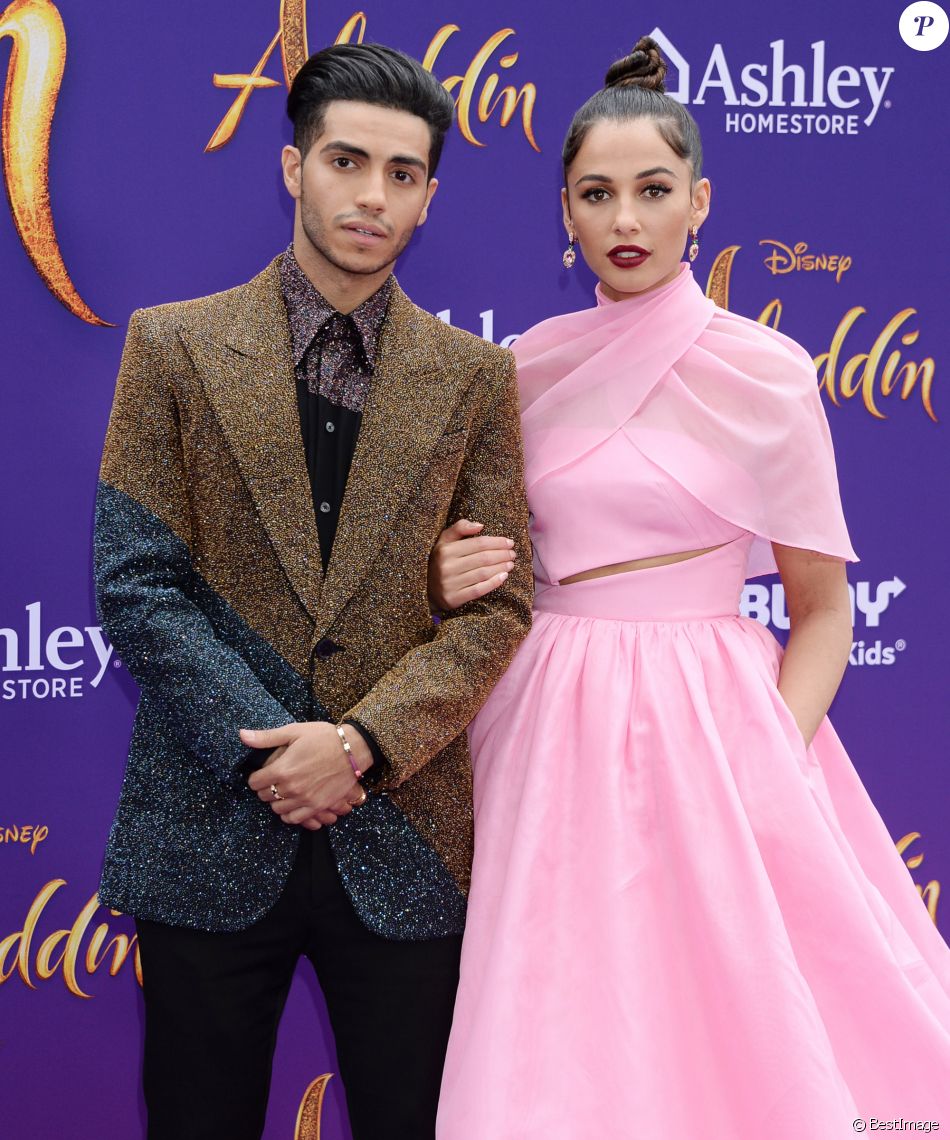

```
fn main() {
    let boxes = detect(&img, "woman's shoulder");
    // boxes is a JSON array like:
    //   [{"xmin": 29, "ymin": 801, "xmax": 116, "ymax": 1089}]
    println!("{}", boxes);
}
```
[
  {"xmin": 696, "ymin": 305, "xmax": 818, "ymax": 399},
  {"xmin": 706, "ymin": 304, "xmax": 814, "ymax": 367}
]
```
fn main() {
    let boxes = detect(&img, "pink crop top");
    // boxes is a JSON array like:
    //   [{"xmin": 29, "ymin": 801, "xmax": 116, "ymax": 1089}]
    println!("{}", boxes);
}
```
[{"xmin": 529, "ymin": 429, "xmax": 747, "ymax": 587}]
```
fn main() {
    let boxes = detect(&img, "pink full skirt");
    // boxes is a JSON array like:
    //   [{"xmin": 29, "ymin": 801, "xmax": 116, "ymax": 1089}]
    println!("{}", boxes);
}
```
[{"xmin": 437, "ymin": 541, "xmax": 950, "ymax": 1139}]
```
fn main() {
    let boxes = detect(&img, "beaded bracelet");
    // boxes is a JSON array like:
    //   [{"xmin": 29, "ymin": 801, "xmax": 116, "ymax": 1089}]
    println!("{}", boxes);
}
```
[{"xmin": 335, "ymin": 724, "xmax": 363, "ymax": 782}]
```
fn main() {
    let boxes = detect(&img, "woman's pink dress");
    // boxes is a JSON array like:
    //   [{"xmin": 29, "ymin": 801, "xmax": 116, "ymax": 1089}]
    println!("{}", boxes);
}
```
[{"xmin": 436, "ymin": 268, "xmax": 950, "ymax": 1139}]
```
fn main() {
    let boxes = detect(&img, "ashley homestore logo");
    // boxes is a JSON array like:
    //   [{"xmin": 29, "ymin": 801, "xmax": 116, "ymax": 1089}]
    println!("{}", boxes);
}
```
[
  {"xmin": 1, "ymin": 602, "xmax": 116, "ymax": 700},
  {"xmin": 650, "ymin": 27, "xmax": 894, "ymax": 136}
]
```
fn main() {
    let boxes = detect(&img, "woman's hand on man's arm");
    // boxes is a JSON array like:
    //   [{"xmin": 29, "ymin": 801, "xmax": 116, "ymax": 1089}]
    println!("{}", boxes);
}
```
[{"xmin": 428, "ymin": 518, "xmax": 516, "ymax": 612}]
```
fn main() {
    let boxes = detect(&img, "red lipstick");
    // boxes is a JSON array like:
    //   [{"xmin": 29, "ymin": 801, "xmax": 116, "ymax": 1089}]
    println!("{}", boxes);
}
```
[{"xmin": 607, "ymin": 245, "xmax": 650, "ymax": 269}]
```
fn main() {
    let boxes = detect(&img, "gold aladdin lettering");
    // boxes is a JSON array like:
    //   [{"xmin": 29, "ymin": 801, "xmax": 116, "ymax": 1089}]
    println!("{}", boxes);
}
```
[
  {"xmin": 707, "ymin": 245, "xmax": 937, "ymax": 422},
  {"xmin": 0, "ymin": 880, "xmax": 141, "ymax": 998},
  {"xmin": 897, "ymin": 833, "xmax": 941, "ymax": 923},
  {"xmin": 0, "ymin": 0, "xmax": 109, "ymax": 325},
  {"xmin": 207, "ymin": 1, "xmax": 539, "ymax": 153}
]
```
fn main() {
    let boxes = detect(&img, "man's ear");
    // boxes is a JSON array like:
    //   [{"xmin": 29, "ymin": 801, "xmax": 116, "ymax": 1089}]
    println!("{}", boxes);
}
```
[
  {"xmin": 281, "ymin": 145, "xmax": 303, "ymax": 201},
  {"xmin": 417, "ymin": 177, "xmax": 439, "ymax": 227}
]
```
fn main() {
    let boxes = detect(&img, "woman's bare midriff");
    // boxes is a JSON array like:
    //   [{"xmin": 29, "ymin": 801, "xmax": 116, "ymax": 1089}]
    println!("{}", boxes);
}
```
[{"xmin": 558, "ymin": 543, "xmax": 727, "ymax": 586}]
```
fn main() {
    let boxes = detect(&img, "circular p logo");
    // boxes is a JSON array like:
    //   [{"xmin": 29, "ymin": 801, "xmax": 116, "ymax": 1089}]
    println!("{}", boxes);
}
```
[{"xmin": 900, "ymin": 2, "xmax": 949, "ymax": 49}]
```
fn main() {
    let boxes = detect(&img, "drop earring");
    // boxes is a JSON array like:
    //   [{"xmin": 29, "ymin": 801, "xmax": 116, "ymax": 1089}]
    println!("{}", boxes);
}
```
[
  {"xmin": 688, "ymin": 226, "xmax": 700, "ymax": 262},
  {"xmin": 562, "ymin": 232, "xmax": 577, "ymax": 269}
]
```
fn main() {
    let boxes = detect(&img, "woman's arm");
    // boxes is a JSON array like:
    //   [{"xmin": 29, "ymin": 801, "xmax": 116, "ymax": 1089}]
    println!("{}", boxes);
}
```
[{"xmin": 772, "ymin": 542, "xmax": 853, "ymax": 747}]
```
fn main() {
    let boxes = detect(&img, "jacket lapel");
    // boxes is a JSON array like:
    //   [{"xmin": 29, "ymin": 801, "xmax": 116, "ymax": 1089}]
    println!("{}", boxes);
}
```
[
  {"xmin": 316, "ymin": 284, "xmax": 465, "ymax": 631},
  {"xmin": 177, "ymin": 260, "xmax": 324, "ymax": 622}
]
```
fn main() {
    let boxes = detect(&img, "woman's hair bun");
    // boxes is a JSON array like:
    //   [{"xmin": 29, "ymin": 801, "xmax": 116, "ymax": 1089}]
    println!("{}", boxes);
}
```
[{"xmin": 604, "ymin": 36, "xmax": 667, "ymax": 93}]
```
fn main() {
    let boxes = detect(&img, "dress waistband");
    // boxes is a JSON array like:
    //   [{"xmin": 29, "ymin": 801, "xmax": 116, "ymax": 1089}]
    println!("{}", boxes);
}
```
[{"xmin": 532, "ymin": 536, "xmax": 752, "ymax": 622}]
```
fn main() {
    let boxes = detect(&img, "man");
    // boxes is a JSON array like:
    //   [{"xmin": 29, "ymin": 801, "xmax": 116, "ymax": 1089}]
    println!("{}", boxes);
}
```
[{"xmin": 95, "ymin": 43, "xmax": 532, "ymax": 1140}]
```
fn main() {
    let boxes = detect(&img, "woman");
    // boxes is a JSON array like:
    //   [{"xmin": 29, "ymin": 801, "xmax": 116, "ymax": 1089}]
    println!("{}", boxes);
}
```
[{"xmin": 432, "ymin": 37, "xmax": 950, "ymax": 1140}]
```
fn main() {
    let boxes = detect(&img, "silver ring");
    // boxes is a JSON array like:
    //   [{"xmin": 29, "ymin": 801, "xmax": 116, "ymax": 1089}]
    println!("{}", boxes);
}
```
[{"xmin": 270, "ymin": 783, "xmax": 284, "ymax": 802}]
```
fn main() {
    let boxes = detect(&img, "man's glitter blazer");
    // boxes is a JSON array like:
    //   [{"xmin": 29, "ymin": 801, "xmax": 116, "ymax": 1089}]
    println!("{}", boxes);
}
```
[{"xmin": 94, "ymin": 258, "xmax": 533, "ymax": 938}]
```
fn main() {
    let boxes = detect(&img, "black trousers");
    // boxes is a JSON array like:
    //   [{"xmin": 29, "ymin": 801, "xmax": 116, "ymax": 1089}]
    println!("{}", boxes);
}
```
[{"xmin": 135, "ymin": 828, "xmax": 462, "ymax": 1140}]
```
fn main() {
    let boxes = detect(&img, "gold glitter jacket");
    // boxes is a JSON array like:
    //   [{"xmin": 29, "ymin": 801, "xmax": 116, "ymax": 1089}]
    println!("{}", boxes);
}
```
[{"xmin": 95, "ymin": 259, "xmax": 533, "ymax": 937}]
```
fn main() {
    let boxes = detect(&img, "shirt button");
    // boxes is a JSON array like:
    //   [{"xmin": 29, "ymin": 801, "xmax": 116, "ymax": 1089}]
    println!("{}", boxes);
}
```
[
  {"xmin": 314, "ymin": 638, "xmax": 340, "ymax": 660},
  {"xmin": 325, "ymin": 421, "xmax": 335, "ymax": 433},
  {"xmin": 319, "ymin": 501, "xmax": 332, "ymax": 514}
]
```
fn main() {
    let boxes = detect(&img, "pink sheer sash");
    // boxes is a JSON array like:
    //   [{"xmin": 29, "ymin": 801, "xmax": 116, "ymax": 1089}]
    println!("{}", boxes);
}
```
[{"xmin": 514, "ymin": 265, "xmax": 857, "ymax": 578}]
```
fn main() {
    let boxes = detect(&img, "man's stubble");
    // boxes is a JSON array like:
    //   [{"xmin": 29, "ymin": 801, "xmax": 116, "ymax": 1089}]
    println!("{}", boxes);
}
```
[{"xmin": 299, "ymin": 184, "xmax": 418, "ymax": 279}]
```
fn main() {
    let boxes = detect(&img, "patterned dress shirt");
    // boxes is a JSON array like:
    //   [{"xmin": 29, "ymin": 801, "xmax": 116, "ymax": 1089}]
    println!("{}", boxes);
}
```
[{"xmin": 278, "ymin": 245, "xmax": 394, "ymax": 568}]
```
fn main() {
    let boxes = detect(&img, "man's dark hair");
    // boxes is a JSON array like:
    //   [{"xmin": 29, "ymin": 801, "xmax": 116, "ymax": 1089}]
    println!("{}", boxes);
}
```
[{"xmin": 287, "ymin": 43, "xmax": 456, "ymax": 177}]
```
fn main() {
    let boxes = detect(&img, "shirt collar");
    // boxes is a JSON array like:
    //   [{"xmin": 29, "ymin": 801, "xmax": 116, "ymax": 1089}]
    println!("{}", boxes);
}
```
[{"xmin": 278, "ymin": 245, "xmax": 393, "ymax": 368}]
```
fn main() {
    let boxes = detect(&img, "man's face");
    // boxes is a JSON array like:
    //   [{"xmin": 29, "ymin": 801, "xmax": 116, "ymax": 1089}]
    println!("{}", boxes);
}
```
[{"xmin": 283, "ymin": 100, "xmax": 438, "ymax": 280}]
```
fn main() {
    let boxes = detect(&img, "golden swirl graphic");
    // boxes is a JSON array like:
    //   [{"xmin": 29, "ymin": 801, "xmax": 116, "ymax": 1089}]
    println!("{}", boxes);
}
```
[
  {"xmin": 294, "ymin": 1074, "xmax": 332, "ymax": 1140},
  {"xmin": 279, "ymin": 0, "xmax": 309, "ymax": 86},
  {"xmin": 0, "ymin": 0, "xmax": 110, "ymax": 325},
  {"xmin": 704, "ymin": 244, "xmax": 740, "ymax": 310}
]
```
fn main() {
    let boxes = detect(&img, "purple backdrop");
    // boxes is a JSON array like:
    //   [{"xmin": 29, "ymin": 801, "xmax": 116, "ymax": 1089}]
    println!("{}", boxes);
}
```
[{"xmin": 1, "ymin": 1, "xmax": 947, "ymax": 1136}]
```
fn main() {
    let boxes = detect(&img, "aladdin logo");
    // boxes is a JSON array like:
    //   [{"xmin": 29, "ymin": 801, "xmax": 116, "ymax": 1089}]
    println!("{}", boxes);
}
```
[
  {"xmin": 742, "ymin": 576, "xmax": 908, "ymax": 667},
  {"xmin": 650, "ymin": 27, "xmax": 894, "ymax": 136},
  {"xmin": 1, "ymin": 602, "xmax": 116, "ymax": 700},
  {"xmin": 208, "ymin": 2, "xmax": 539, "ymax": 154},
  {"xmin": 0, "ymin": 880, "xmax": 140, "ymax": 997}
]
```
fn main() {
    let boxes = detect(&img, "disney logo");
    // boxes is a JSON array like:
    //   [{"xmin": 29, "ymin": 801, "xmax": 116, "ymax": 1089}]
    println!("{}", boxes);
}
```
[
  {"xmin": 760, "ymin": 239, "xmax": 853, "ymax": 283},
  {"xmin": 0, "ymin": 824, "xmax": 49, "ymax": 856}
]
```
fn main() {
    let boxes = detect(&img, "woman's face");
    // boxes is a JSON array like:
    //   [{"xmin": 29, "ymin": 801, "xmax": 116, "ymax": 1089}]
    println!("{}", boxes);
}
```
[{"xmin": 562, "ymin": 117, "xmax": 710, "ymax": 301}]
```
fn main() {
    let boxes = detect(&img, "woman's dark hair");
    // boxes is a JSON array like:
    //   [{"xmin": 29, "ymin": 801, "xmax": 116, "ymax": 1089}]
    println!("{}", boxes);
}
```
[
  {"xmin": 287, "ymin": 43, "xmax": 455, "ymax": 177},
  {"xmin": 562, "ymin": 36, "xmax": 703, "ymax": 182}
]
